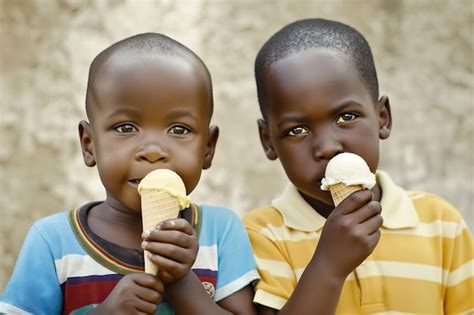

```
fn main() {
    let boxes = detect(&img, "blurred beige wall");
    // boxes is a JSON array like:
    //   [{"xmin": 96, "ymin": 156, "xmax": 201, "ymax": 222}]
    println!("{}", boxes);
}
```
[{"xmin": 1, "ymin": 0, "xmax": 472, "ymax": 289}]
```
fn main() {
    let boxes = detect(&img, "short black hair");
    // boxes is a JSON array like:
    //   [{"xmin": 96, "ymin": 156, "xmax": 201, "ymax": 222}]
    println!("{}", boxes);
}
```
[
  {"xmin": 85, "ymin": 32, "xmax": 212, "ymax": 118},
  {"xmin": 255, "ymin": 18, "xmax": 379, "ymax": 116}
]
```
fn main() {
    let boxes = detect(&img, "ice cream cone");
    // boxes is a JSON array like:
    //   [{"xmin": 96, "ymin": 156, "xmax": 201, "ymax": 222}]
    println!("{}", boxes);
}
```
[
  {"xmin": 321, "ymin": 153, "xmax": 376, "ymax": 206},
  {"xmin": 140, "ymin": 189, "xmax": 180, "ymax": 275},
  {"xmin": 138, "ymin": 169, "xmax": 190, "ymax": 275},
  {"xmin": 329, "ymin": 182, "xmax": 363, "ymax": 206}
]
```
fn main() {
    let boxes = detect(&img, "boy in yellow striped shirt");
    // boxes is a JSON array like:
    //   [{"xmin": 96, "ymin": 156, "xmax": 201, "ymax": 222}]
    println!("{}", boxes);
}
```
[{"xmin": 243, "ymin": 18, "xmax": 473, "ymax": 314}]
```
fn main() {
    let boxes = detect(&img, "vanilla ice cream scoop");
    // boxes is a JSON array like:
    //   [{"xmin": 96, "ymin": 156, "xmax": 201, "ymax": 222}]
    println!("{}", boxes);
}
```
[
  {"xmin": 138, "ymin": 169, "xmax": 191, "ymax": 274},
  {"xmin": 320, "ymin": 153, "xmax": 376, "ymax": 206},
  {"xmin": 138, "ymin": 169, "xmax": 190, "ymax": 209}
]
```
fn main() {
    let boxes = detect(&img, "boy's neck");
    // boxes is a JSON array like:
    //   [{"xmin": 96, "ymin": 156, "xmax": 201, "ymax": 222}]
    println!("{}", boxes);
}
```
[
  {"xmin": 87, "ymin": 201, "xmax": 144, "ymax": 250},
  {"xmin": 300, "ymin": 184, "xmax": 383, "ymax": 219},
  {"xmin": 85, "ymin": 200, "xmax": 196, "ymax": 250}
]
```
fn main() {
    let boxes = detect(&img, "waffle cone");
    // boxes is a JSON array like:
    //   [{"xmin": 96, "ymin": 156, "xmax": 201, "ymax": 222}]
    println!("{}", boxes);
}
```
[
  {"xmin": 141, "ymin": 189, "xmax": 180, "ymax": 275},
  {"xmin": 329, "ymin": 183, "xmax": 363, "ymax": 206}
]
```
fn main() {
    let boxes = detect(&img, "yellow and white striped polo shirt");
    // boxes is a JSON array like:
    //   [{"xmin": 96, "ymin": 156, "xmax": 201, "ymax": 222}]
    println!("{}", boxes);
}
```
[{"xmin": 243, "ymin": 171, "xmax": 474, "ymax": 314}]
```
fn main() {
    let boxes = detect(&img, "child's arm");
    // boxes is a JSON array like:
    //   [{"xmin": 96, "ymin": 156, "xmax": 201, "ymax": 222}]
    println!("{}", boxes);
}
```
[
  {"xmin": 1, "ymin": 223, "xmax": 64, "ymax": 314},
  {"xmin": 143, "ymin": 218, "xmax": 257, "ymax": 314},
  {"xmin": 88, "ymin": 273, "xmax": 164, "ymax": 315},
  {"xmin": 253, "ymin": 190, "xmax": 382, "ymax": 315},
  {"xmin": 165, "ymin": 271, "xmax": 256, "ymax": 314},
  {"xmin": 442, "ymin": 205, "xmax": 474, "ymax": 313}
]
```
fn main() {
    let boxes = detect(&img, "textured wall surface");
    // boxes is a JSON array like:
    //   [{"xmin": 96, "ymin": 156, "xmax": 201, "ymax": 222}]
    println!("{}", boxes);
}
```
[{"xmin": 1, "ymin": 0, "xmax": 472, "ymax": 289}]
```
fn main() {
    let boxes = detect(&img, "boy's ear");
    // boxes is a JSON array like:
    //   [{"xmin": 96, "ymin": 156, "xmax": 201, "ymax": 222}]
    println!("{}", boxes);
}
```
[
  {"xmin": 257, "ymin": 118, "xmax": 278, "ymax": 160},
  {"xmin": 202, "ymin": 125, "xmax": 219, "ymax": 170},
  {"xmin": 377, "ymin": 96, "xmax": 392, "ymax": 140},
  {"xmin": 78, "ymin": 120, "xmax": 96, "ymax": 167}
]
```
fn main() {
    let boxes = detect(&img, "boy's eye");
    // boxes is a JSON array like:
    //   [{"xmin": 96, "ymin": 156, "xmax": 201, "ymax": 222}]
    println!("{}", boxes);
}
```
[
  {"xmin": 336, "ymin": 113, "xmax": 358, "ymax": 124},
  {"xmin": 169, "ymin": 125, "xmax": 190, "ymax": 135},
  {"xmin": 287, "ymin": 126, "xmax": 309, "ymax": 136},
  {"xmin": 115, "ymin": 124, "xmax": 138, "ymax": 133}
]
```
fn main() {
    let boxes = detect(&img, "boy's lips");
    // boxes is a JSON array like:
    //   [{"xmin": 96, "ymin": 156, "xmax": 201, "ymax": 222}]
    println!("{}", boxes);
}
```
[
  {"xmin": 315, "ymin": 173, "xmax": 325, "ymax": 185},
  {"xmin": 128, "ymin": 179, "xmax": 141, "ymax": 187}
]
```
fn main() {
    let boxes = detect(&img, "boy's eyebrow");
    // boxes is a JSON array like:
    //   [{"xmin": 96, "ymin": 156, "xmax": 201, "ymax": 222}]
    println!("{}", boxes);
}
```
[
  {"xmin": 330, "ymin": 101, "xmax": 364, "ymax": 115},
  {"xmin": 165, "ymin": 108, "xmax": 198, "ymax": 120},
  {"xmin": 276, "ymin": 114, "xmax": 307, "ymax": 128},
  {"xmin": 106, "ymin": 107, "xmax": 142, "ymax": 119},
  {"xmin": 276, "ymin": 101, "xmax": 365, "ymax": 127},
  {"xmin": 105, "ymin": 107, "xmax": 198, "ymax": 120}
]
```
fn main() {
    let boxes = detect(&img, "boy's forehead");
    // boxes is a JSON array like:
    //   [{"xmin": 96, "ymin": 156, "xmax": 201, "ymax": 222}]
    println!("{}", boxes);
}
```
[
  {"xmin": 264, "ymin": 48, "xmax": 372, "ymax": 115},
  {"xmin": 96, "ymin": 51, "xmax": 208, "ymax": 86},
  {"xmin": 89, "ymin": 51, "xmax": 212, "ymax": 114},
  {"xmin": 267, "ymin": 48, "xmax": 353, "ymax": 85}
]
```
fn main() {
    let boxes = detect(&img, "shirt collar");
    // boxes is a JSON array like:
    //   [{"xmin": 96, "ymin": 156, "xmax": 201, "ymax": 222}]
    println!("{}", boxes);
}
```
[
  {"xmin": 376, "ymin": 170, "xmax": 419, "ymax": 229},
  {"xmin": 271, "ymin": 170, "xmax": 419, "ymax": 232}
]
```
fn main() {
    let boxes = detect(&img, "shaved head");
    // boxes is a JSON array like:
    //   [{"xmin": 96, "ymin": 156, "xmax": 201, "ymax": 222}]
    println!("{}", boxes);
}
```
[
  {"xmin": 85, "ymin": 33, "xmax": 212, "ymax": 119},
  {"xmin": 255, "ymin": 19, "xmax": 378, "ymax": 116}
]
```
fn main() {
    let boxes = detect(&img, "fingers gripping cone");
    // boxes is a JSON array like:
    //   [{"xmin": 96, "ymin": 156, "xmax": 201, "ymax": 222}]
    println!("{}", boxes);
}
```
[
  {"xmin": 138, "ymin": 169, "xmax": 190, "ymax": 275},
  {"xmin": 329, "ymin": 183, "xmax": 364, "ymax": 206},
  {"xmin": 140, "ymin": 190, "xmax": 180, "ymax": 275},
  {"xmin": 321, "ymin": 153, "xmax": 376, "ymax": 206}
]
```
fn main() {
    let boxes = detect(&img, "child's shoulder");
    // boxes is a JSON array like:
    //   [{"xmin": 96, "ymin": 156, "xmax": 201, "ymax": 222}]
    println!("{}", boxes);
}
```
[
  {"xmin": 408, "ymin": 191, "xmax": 464, "ymax": 224},
  {"xmin": 20, "ymin": 209, "xmax": 81, "ymax": 260},
  {"xmin": 197, "ymin": 204, "xmax": 255, "ymax": 251},
  {"xmin": 28, "ymin": 208, "xmax": 81, "ymax": 246},
  {"xmin": 31, "ymin": 209, "xmax": 71, "ymax": 233},
  {"xmin": 242, "ymin": 205, "xmax": 285, "ymax": 231},
  {"xmin": 379, "ymin": 171, "xmax": 465, "ymax": 227},
  {"xmin": 199, "ymin": 204, "xmax": 239, "ymax": 220},
  {"xmin": 198, "ymin": 204, "xmax": 245, "ymax": 232}
]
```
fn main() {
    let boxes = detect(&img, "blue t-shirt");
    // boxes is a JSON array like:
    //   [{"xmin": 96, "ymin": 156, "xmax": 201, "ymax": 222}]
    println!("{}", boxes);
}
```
[{"xmin": 1, "ymin": 203, "xmax": 259, "ymax": 314}]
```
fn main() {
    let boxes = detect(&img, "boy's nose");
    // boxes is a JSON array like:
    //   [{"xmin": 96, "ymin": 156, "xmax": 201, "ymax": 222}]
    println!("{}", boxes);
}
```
[
  {"xmin": 135, "ymin": 143, "xmax": 167, "ymax": 163},
  {"xmin": 312, "ymin": 134, "xmax": 343, "ymax": 161}
]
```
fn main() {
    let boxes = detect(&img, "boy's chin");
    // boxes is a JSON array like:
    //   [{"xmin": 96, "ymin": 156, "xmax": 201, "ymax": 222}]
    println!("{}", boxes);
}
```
[
  {"xmin": 119, "ymin": 200, "xmax": 142, "ymax": 215},
  {"xmin": 130, "ymin": 203, "xmax": 143, "ymax": 214},
  {"xmin": 102, "ymin": 196, "xmax": 143, "ymax": 217}
]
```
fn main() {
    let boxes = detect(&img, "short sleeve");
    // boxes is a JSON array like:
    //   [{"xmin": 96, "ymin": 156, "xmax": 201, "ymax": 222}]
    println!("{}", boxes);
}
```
[
  {"xmin": 245, "ymin": 226, "xmax": 296, "ymax": 310},
  {"xmin": 0, "ymin": 224, "xmax": 63, "ymax": 314},
  {"xmin": 444, "ymin": 219, "xmax": 474, "ymax": 313},
  {"xmin": 200, "ymin": 206, "xmax": 259, "ymax": 302}
]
